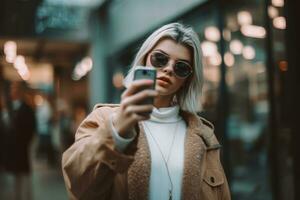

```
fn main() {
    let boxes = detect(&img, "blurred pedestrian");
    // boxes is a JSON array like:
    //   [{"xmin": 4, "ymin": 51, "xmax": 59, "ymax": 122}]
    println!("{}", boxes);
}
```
[
  {"xmin": 4, "ymin": 81, "xmax": 36, "ymax": 200},
  {"xmin": 62, "ymin": 23, "xmax": 230, "ymax": 200},
  {"xmin": 35, "ymin": 92, "xmax": 55, "ymax": 166},
  {"xmin": 56, "ymin": 99, "xmax": 73, "ymax": 152}
]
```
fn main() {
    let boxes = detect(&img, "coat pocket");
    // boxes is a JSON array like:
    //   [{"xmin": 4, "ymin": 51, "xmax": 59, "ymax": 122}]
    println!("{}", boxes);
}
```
[
  {"xmin": 201, "ymin": 169, "xmax": 225, "ymax": 200},
  {"xmin": 203, "ymin": 168, "xmax": 224, "ymax": 187}
]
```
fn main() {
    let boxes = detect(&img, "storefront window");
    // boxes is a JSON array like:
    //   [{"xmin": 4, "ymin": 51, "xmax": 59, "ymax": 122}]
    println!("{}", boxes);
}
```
[
  {"xmin": 223, "ymin": 0, "xmax": 272, "ymax": 199},
  {"xmin": 268, "ymin": 0, "xmax": 294, "ymax": 199}
]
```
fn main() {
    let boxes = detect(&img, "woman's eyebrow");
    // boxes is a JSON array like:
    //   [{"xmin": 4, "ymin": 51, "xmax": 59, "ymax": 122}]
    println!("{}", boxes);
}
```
[{"xmin": 153, "ymin": 49, "xmax": 169, "ymax": 56}]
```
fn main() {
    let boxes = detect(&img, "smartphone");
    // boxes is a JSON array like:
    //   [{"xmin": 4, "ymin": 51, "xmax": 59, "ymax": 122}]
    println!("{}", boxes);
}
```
[{"xmin": 133, "ymin": 66, "xmax": 157, "ymax": 105}]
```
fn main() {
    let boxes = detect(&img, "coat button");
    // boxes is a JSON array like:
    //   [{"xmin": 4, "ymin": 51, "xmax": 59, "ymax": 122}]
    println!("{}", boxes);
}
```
[{"xmin": 210, "ymin": 176, "xmax": 215, "ymax": 183}]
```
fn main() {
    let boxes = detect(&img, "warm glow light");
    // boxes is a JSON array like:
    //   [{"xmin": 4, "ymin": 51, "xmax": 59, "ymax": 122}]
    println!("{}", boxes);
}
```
[
  {"xmin": 201, "ymin": 41, "xmax": 218, "ymax": 57},
  {"xmin": 204, "ymin": 26, "xmax": 221, "ymax": 42},
  {"xmin": 5, "ymin": 41, "xmax": 31, "ymax": 81},
  {"xmin": 4, "ymin": 41, "xmax": 17, "ymax": 53},
  {"xmin": 279, "ymin": 60, "xmax": 288, "ymax": 71},
  {"xmin": 21, "ymin": 72, "xmax": 31, "ymax": 81},
  {"xmin": 5, "ymin": 55, "xmax": 15, "ymax": 63},
  {"xmin": 229, "ymin": 40, "xmax": 243, "ymax": 55},
  {"xmin": 268, "ymin": 6, "xmax": 279, "ymax": 18},
  {"xmin": 242, "ymin": 46, "xmax": 256, "ymax": 60},
  {"xmin": 18, "ymin": 66, "xmax": 29, "ymax": 76},
  {"xmin": 113, "ymin": 72, "xmax": 124, "ymax": 89},
  {"xmin": 241, "ymin": 25, "xmax": 266, "ymax": 38},
  {"xmin": 223, "ymin": 29, "xmax": 231, "ymax": 41},
  {"xmin": 75, "ymin": 64, "xmax": 86, "ymax": 76},
  {"xmin": 12, "ymin": 55, "xmax": 30, "ymax": 80},
  {"xmin": 273, "ymin": 16, "xmax": 286, "ymax": 29},
  {"xmin": 72, "ymin": 56, "xmax": 94, "ymax": 80},
  {"xmin": 208, "ymin": 53, "xmax": 222, "ymax": 66},
  {"xmin": 272, "ymin": 0, "xmax": 284, "ymax": 7},
  {"xmin": 72, "ymin": 74, "xmax": 81, "ymax": 81},
  {"xmin": 13, "ymin": 55, "xmax": 26, "ymax": 70},
  {"xmin": 81, "ymin": 57, "xmax": 93, "ymax": 71},
  {"xmin": 224, "ymin": 52, "xmax": 235, "ymax": 67},
  {"xmin": 4, "ymin": 41, "xmax": 17, "ymax": 63},
  {"xmin": 237, "ymin": 11, "xmax": 252, "ymax": 25}
]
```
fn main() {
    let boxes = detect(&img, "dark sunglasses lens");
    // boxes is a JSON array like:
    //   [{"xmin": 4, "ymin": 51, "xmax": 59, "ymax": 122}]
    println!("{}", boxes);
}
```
[
  {"xmin": 151, "ymin": 53, "xmax": 169, "ymax": 68},
  {"xmin": 174, "ymin": 62, "xmax": 192, "ymax": 78}
]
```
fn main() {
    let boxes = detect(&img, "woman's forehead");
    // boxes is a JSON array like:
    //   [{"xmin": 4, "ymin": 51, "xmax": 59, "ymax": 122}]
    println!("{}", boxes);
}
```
[{"xmin": 151, "ymin": 38, "xmax": 192, "ymax": 62}]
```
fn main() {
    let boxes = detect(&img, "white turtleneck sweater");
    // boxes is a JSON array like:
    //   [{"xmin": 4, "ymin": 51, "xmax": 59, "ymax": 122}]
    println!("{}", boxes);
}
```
[{"xmin": 110, "ymin": 106, "xmax": 187, "ymax": 200}]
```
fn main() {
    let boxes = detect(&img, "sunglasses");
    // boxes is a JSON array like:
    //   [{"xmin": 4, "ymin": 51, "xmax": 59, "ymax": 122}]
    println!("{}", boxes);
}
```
[{"xmin": 150, "ymin": 51, "xmax": 193, "ymax": 79}]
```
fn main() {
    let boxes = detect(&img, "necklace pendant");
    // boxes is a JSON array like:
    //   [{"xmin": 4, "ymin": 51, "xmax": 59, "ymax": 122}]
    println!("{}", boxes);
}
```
[{"xmin": 169, "ymin": 190, "xmax": 172, "ymax": 200}]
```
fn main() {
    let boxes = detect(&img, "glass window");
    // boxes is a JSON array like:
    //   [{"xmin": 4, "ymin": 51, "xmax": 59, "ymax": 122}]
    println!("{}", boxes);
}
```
[{"xmin": 222, "ymin": 0, "xmax": 272, "ymax": 199}]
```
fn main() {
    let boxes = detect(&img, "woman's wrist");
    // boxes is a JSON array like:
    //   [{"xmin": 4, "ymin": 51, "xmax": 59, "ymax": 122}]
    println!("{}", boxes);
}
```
[{"xmin": 112, "ymin": 113, "xmax": 135, "ymax": 138}]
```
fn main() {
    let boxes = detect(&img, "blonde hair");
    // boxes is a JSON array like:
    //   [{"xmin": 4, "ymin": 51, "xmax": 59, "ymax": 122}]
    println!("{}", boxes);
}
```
[{"xmin": 123, "ymin": 23, "xmax": 204, "ymax": 113}]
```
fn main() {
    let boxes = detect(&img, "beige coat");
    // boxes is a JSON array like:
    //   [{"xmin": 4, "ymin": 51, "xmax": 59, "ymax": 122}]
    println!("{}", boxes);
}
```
[{"xmin": 62, "ymin": 104, "xmax": 231, "ymax": 200}]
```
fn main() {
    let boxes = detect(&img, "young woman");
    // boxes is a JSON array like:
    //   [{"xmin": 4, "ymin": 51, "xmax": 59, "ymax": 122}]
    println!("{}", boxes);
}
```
[{"xmin": 62, "ymin": 23, "xmax": 231, "ymax": 200}]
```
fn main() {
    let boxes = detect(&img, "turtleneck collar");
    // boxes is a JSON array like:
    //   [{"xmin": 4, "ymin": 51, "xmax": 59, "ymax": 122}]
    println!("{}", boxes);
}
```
[{"xmin": 149, "ymin": 105, "xmax": 181, "ymax": 123}]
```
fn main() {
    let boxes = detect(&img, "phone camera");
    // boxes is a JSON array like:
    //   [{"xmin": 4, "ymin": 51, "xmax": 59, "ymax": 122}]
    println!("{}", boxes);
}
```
[{"xmin": 142, "ymin": 70, "xmax": 147, "ymax": 75}]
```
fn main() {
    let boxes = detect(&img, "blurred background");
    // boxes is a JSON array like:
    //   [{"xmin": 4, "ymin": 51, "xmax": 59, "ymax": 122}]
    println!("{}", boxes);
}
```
[{"xmin": 0, "ymin": 0, "xmax": 299, "ymax": 200}]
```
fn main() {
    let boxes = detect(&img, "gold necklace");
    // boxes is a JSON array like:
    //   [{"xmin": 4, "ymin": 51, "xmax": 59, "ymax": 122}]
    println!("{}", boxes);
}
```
[{"xmin": 143, "ymin": 121, "xmax": 180, "ymax": 200}]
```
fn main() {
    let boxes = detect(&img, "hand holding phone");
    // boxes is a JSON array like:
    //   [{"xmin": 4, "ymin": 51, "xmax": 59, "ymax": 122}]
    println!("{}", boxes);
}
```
[{"xmin": 112, "ymin": 66, "xmax": 157, "ymax": 137}]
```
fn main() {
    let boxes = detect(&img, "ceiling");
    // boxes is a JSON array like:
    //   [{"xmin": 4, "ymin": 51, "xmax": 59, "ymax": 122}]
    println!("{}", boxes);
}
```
[
  {"xmin": 0, "ymin": 38, "xmax": 89, "ymax": 67},
  {"xmin": 0, "ymin": 0, "xmax": 106, "ymax": 68}
]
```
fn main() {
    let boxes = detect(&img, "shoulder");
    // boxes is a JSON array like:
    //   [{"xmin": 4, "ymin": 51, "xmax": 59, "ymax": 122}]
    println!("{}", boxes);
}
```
[
  {"xmin": 181, "ymin": 110, "xmax": 219, "ymax": 148},
  {"xmin": 197, "ymin": 116, "xmax": 221, "ymax": 150},
  {"xmin": 198, "ymin": 116, "xmax": 214, "ymax": 130},
  {"xmin": 75, "ymin": 104, "xmax": 120, "ymax": 139},
  {"xmin": 88, "ymin": 103, "xmax": 120, "ymax": 121},
  {"xmin": 93, "ymin": 103, "xmax": 120, "ymax": 111}
]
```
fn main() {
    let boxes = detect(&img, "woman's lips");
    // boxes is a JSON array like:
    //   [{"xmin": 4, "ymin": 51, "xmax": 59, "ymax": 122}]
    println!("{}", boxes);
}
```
[
  {"xmin": 157, "ymin": 79, "xmax": 169, "ymax": 87},
  {"xmin": 157, "ymin": 76, "xmax": 171, "ymax": 85}
]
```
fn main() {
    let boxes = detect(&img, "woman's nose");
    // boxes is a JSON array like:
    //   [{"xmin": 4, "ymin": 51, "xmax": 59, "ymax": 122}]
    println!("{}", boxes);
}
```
[{"xmin": 163, "ymin": 61, "xmax": 174, "ymax": 74}]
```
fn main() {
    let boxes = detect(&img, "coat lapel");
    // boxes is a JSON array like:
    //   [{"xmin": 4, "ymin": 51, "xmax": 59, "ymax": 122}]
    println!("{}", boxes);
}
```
[
  {"xmin": 181, "ymin": 111, "xmax": 207, "ymax": 200},
  {"xmin": 128, "ymin": 123, "xmax": 151, "ymax": 200}
]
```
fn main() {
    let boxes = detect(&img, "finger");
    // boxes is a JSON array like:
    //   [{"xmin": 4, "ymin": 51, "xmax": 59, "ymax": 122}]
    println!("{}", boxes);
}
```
[
  {"xmin": 124, "ymin": 105, "xmax": 154, "ymax": 116},
  {"xmin": 121, "ymin": 79, "xmax": 155, "ymax": 99},
  {"xmin": 121, "ymin": 90, "xmax": 157, "ymax": 107}
]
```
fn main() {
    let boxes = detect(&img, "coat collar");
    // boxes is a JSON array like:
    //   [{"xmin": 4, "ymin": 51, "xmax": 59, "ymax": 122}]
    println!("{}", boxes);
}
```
[
  {"xmin": 180, "ymin": 110, "xmax": 212, "ymax": 199},
  {"xmin": 127, "ymin": 122, "xmax": 151, "ymax": 200}
]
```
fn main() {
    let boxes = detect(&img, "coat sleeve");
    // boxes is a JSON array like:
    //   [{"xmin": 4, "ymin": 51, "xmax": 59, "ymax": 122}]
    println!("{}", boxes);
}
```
[{"xmin": 62, "ymin": 107, "xmax": 137, "ymax": 200}]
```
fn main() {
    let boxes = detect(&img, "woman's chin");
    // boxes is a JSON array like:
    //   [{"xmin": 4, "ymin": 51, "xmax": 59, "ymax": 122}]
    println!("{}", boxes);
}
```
[
  {"xmin": 156, "ymin": 85, "xmax": 168, "ymax": 94},
  {"xmin": 156, "ymin": 86, "xmax": 175, "ymax": 97}
]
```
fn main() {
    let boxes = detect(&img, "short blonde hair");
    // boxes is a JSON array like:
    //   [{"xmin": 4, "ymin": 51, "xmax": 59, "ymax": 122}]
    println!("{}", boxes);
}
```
[{"xmin": 123, "ymin": 23, "xmax": 204, "ymax": 113}]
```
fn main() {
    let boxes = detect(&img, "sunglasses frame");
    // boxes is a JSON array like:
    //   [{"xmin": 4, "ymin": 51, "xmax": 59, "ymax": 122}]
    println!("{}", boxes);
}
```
[{"xmin": 149, "ymin": 51, "xmax": 193, "ymax": 79}]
